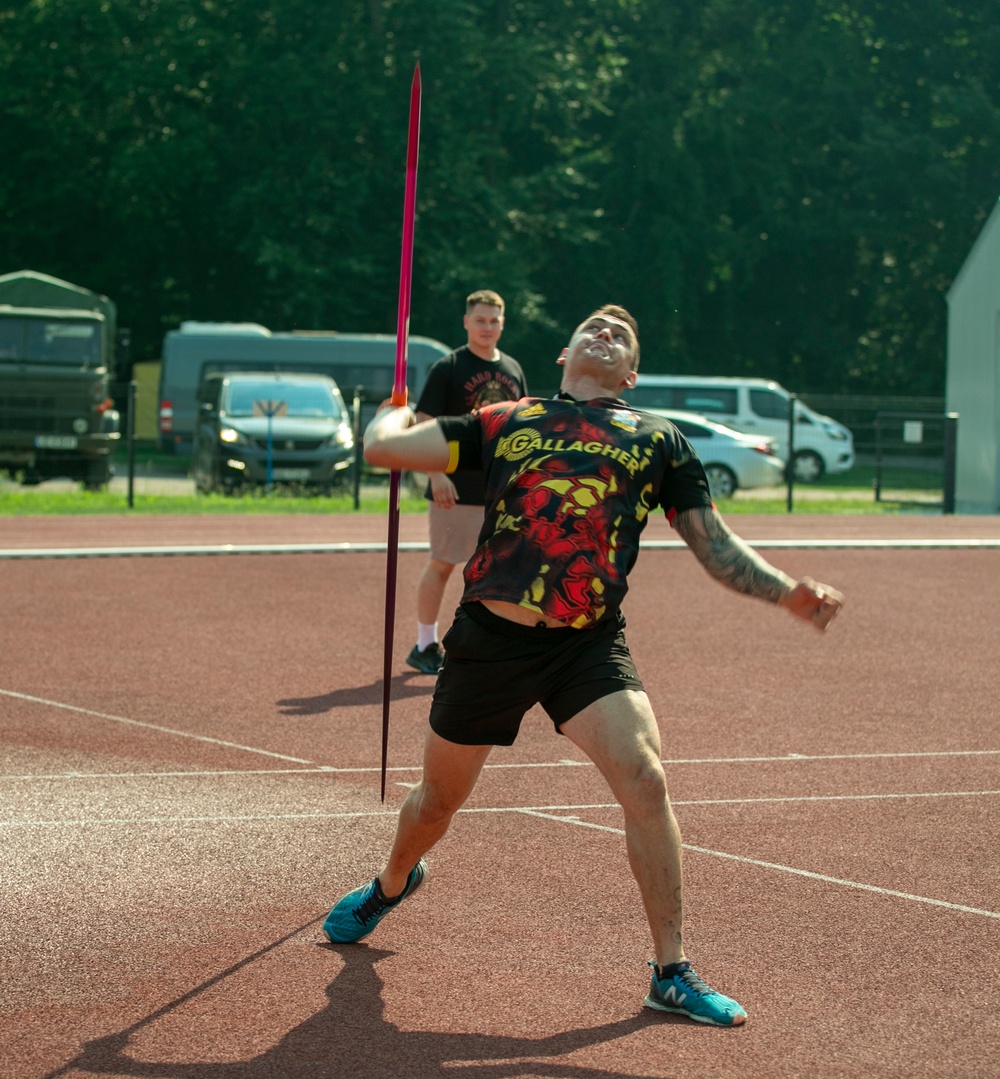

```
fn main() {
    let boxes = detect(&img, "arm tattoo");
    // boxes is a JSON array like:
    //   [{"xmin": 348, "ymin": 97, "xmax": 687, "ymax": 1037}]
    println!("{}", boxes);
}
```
[{"xmin": 674, "ymin": 506, "xmax": 794, "ymax": 604}]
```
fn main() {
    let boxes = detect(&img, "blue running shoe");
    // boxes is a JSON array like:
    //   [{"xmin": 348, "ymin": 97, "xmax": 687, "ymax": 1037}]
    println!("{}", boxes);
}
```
[
  {"xmin": 323, "ymin": 860, "xmax": 427, "ymax": 943},
  {"xmin": 644, "ymin": 960, "xmax": 747, "ymax": 1026}
]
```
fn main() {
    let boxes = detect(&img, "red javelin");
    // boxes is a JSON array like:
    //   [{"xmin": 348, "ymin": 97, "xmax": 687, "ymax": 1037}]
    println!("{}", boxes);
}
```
[{"xmin": 381, "ymin": 63, "xmax": 421, "ymax": 802}]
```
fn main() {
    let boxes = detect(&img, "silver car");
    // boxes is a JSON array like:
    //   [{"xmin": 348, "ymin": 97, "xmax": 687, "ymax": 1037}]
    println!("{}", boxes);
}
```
[{"xmin": 654, "ymin": 409, "xmax": 786, "ymax": 498}]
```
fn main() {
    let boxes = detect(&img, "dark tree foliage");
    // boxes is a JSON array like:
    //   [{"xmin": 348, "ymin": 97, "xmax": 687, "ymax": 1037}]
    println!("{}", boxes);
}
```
[
  {"xmin": 1, "ymin": 0, "xmax": 997, "ymax": 396},
  {"xmin": 591, "ymin": 1, "xmax": 1000, "ymax": 393}
]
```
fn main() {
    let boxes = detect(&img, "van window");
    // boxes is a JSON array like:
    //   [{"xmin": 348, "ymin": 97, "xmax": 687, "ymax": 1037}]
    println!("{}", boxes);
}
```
[
  {"xmin": 749, "ymin": 388, "xmax": 790, "ymax": 420},
  {"xmin": 198, "ymin": 378, "xmax": 222, "ymax": 407},
  {"xmin": 678, "ymin": 389, "xmax": 737, "ymax": 414},
  {"xmin": 624, "ymin": 386, "xmax": 677, "ymax": 410},
  {"xmin": 627, "ymin": 385, "xmax": 738, "ymax": 414}
]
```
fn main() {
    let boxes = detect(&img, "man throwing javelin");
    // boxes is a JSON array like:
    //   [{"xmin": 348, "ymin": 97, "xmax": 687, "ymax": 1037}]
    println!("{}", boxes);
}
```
[{"xmin": 324, "ymin": 305, "xmax": 844, "ymax": 1027}]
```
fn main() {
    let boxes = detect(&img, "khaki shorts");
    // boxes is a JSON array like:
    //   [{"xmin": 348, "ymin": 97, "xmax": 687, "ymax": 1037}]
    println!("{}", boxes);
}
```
[{"xmin": 427, "ymin": 502, "xmax": 484, "ymax": 565}]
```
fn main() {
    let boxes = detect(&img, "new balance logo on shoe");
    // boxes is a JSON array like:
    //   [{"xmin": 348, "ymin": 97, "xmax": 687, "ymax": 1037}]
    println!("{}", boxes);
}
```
[{"xmin": 656, "ymin": 984, "xmax": 688, "ymax": 1007}]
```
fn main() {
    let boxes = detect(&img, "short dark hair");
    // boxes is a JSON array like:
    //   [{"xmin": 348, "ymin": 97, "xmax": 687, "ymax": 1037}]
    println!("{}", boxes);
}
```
[
  {"xmin": 466, "ymin": 289, "xmax": 505, "ymax": 314},
  {"xmin": 587, "ymin": 304, "xmax": 640, "ymax": 369}
]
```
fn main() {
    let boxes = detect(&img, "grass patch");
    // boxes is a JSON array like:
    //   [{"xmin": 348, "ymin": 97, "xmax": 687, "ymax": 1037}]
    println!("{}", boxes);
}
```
[
  {"xmin": 0, "ymin": 488, "xmax": 431, "ymax": 516},
  {"xmin": 713, "ymin": 496, "xmax": 912, "ymax": 515},
  {"xmin": 0, "ymin": 486, "xmax": 937, "ymax": 517},
  {"xmin": 812, "ymin": 463, "xmax": 943, "ymax": 491},
  {"xmin": 0, "ymin": 444, "xmax": 944, "ymax": 517}
]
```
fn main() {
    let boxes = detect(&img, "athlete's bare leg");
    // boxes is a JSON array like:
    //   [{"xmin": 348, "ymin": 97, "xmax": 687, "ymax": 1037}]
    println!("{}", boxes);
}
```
[
  {"xmin": 560, "ymin": 689, "xmax": 686, "ymax": 967},
  {"xmin": 378, "ymin": 727, "xmax": 492, "ymax": 897}
]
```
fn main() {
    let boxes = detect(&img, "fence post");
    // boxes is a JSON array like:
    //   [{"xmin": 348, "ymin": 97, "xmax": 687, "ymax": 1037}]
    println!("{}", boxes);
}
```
[
  {"xmin": 785, "ymin": 393, "xmax": 796, "ymax": 513},
  {"xmin": 873, "ymin": 414, "xmax": 883, "ymax": 503},
  {"xmin": 352, "ymin": 386, "xmax": 364, "ymax": 511},
  {"xmin": 126, "ymin": 380, "xmax": 137, "ymax": 509},
  {"xmin": 942, "ymin": 412, "xmax": 958, "ymax": 514}
]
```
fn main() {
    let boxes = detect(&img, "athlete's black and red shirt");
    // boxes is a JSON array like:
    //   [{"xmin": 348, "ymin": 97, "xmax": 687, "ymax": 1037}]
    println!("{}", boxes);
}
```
[{"xmin": 437, "ymin": 394, "xmax": 713, "ymax": 628}]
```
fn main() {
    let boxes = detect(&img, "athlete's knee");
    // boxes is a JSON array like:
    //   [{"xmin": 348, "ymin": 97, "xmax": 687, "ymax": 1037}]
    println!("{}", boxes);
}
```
[
  {"xmin": 615, "ymin": 757, "xmax": 670, "ymax": 817},
  {"xmin": 410, "ymin": 778, "xmax": 465, "ymax": 826}
]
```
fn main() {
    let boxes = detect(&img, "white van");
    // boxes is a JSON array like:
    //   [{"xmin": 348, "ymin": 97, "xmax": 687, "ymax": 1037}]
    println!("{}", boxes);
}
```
[{"xmin": 624, "ymin": 375, "xmax": 854, "ymax": 482}]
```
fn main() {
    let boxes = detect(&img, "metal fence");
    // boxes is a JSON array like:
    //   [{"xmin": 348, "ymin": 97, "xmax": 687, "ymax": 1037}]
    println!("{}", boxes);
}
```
[
  {"xmin": 802, "ymin": 393, "xmax": 956, "ymax": 512},
  {"xmin": 3, "ymin": 382, "xmax": 962, "ymax": 514}
]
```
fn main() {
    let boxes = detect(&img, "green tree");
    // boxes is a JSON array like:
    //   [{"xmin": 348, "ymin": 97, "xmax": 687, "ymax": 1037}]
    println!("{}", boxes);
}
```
[
  {"xmin": 593, "ymin": 0, "xmax": 1000, "ymax": 395},
  {"xmin": 2, "ymin": 0, "xmax": 997, "ymax": 399}
]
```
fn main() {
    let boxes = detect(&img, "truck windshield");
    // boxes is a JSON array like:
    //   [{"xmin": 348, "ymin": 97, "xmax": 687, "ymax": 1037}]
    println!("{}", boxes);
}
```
[{"xmin": 1, "ymin": 318, "xmax": 103, "ymax": 365}]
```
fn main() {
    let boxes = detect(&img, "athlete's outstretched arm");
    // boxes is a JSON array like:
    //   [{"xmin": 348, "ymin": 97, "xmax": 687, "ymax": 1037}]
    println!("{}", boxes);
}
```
[
  {"xmin": 363, "ymin": 404, "xmax": 451, "ymax": 473},
  {"xmin": 673, "ymin": 505, "xmax": 844, "ymax": 631}
]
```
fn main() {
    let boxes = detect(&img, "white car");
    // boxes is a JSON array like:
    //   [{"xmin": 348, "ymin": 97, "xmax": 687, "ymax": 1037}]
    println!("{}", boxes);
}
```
[{"xmin": 653, "ymin": 409, "xmax": 786, "ymax": 498}]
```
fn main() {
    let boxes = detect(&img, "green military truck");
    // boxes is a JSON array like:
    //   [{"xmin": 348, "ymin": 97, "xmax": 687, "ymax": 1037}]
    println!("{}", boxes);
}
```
[{"xmin": 0, "ymin": 270, "xmax": 121, "ymax": 489}]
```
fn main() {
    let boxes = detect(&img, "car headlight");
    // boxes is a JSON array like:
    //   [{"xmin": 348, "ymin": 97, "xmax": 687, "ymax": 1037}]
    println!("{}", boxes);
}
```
[
  {"xmin": 334, "ymin": 422, "xmax": 354, "ymax": 448},
  {"xmin": 219, "ymin": 427, "xmax": 248, "ymax": 445},
  {"xmin": 822, "ymin": 423, "xmax": 848, "ymax": 441}
]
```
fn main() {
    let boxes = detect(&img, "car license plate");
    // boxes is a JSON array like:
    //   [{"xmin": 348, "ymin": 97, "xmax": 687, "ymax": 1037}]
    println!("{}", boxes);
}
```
[
  {"xmin": 34, "ymin": 435, "xmax": 78, "ymax": 449},
  {"xmin": 271, "ymin": 467, "xmax": 310, "ymax": 481}
]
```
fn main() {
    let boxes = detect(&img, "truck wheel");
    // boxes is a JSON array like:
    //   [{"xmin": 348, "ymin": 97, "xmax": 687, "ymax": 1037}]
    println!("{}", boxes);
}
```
[{"xmin": 83, "ymin": 461, "xmax": 112, "ymax": 492}]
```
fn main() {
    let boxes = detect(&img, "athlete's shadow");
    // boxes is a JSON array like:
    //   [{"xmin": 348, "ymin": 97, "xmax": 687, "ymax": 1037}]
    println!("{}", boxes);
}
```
[
  {"xmin": 58, "ymin": 940, "xmax": 669, "ymax": 1079},
  {"xmin": 277, "ymin": 673, "xmax": 435, "ymax": 716}
]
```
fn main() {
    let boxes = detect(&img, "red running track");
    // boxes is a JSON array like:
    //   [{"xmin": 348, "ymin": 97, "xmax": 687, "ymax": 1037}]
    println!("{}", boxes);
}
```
[{"xmin": 1, "ymin": 513, "xmax": 999, "ymax": 1078}]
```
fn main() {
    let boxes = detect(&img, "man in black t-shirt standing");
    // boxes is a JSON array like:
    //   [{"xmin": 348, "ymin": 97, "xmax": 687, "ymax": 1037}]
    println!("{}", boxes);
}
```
[{"xmin": 406, "ymin": 289, "xmax": 527, "ymax": 675}]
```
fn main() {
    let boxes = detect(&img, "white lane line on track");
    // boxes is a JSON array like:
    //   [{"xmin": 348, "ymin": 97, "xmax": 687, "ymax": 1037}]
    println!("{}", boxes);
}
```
[
  {"xmin": 682, "ymin": 844, "xmax": 1000, "ymax": 920},
  {"xmin": 519, "ymin": 810, "xmax": 1000, "ymax": 921},
  {"xmin": 0, "ymin": 689, "xmax": 321, "ymax": 766},
  {"xmin": 3, "ymin": 683, "xmax": 1000, "ymax": 787},
  {"xmin": 0, "ymin": 767, "xmax": 396, "ymax": 781},
  {"xmin": 4, "ymin": 788, "xmax": 1000, "ymax": 828},
  {"xmin": 4, "ymin": 798, "xmax": 998, "ymax": 921},
  {"xmin": 3, "ymin": 538, "xmax": 1000, "ymax": 559},
  {"xmin": 4, "ymin": 748, "xmax": 1000, "ymax": 782},
  {"xmin": 675, "ymin": 788, "xmax": 1000, "ymax": 806},
  {"xmin": 3, "ymin": 747, "xmax": 1000, "ymax": 783},
  {"xmin": 0, "ymin": 542, "xmax": 429, "ymax": 560}
]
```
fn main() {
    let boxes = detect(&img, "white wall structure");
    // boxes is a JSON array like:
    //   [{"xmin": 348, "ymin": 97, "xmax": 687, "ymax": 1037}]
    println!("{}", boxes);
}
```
[{"xmin": 946, "ymin": 197, "xmax": 1000, "ymax": 513}]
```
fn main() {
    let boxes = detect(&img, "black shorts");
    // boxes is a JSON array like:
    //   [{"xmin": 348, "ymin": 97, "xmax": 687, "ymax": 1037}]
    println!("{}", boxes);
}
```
[{"xmin": 429, "ymin": 602, "xmax": 645, "ymax": 746}]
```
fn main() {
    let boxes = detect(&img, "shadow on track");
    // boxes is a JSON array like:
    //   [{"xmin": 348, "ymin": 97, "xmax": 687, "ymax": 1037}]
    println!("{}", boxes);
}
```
[
  {"xmin": 46, "ymin": 935, "xmax": 677, "ymax": 1079},
  {"xmin": 277, "ymin": 673, "xmax": 435, "ymax": 716}
]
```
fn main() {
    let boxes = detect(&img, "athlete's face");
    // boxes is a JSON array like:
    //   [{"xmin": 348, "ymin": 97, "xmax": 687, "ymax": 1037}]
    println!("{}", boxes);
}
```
[
  {"xmin": 561, "ymin": 315, "xmax": 638, "ymax": 391},
  {"xmin": 464, "ymin": 303, "xmax": 504, "ymax": 357}
]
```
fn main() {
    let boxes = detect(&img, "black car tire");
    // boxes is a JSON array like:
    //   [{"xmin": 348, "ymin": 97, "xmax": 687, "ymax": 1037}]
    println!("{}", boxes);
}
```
[{"xmin": 704, "ymin": 463, "xmax": 737, "ymax": 499}]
